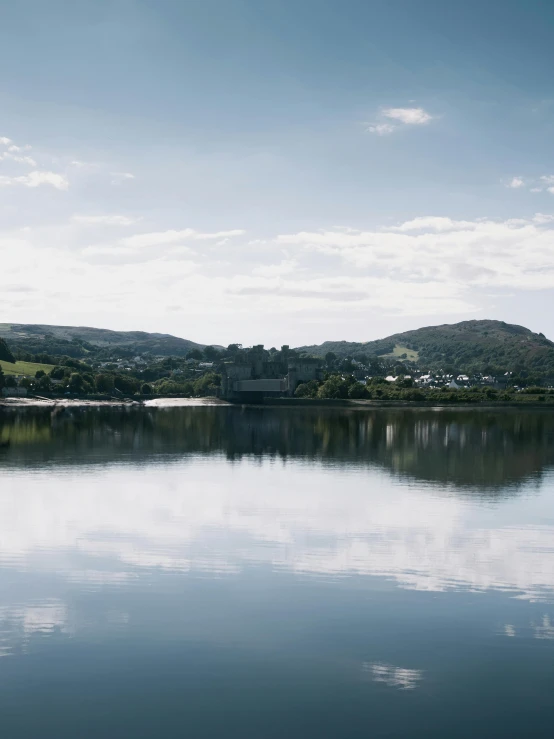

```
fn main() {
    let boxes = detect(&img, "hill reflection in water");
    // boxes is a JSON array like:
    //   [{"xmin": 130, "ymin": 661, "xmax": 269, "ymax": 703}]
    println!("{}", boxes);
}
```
[
  {"xmin": 0, "ymin": 406, "xmax": 554, "ymax": 683},
  {"xmin": 1, "ymin": 405, "xmax": 554, "ymax": 490}
]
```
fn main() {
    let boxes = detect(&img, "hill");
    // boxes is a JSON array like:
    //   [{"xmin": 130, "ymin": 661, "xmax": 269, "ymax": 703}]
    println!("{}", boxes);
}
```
[
  {"xmin": 0, "ymin": 323, "xmax": 207, "ymax": 359},
  {"xmin": 297, "ymin": 320, "xmax": 554, "ymax": 374}
]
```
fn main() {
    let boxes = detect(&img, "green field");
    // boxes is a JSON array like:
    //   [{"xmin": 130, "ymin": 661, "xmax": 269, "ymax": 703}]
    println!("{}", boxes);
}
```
[
  {"xmin": 0, "ymin": 360, "xmax": 56, "ymax": 376},
  {"xmin": 382, "ymin": 344, "xmax": 420, "ymax": 362}
]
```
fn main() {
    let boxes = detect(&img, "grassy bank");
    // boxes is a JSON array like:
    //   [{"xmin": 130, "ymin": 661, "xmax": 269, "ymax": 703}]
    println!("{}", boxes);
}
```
[{"xmin": 0, "ymin": 360, "xmax": 56, "ymax": 376}]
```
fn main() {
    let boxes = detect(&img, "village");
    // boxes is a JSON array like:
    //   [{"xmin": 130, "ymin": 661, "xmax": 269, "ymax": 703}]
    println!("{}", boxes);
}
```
[{"xmin": 2, "ymin": 338, "xmax": 551, "ymax": 402}]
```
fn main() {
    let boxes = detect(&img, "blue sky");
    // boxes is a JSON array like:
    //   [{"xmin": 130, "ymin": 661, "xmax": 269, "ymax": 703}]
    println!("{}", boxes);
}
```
[{"xmin": 2, "ymin": 0, "xmax": 554, "ymax": 346}]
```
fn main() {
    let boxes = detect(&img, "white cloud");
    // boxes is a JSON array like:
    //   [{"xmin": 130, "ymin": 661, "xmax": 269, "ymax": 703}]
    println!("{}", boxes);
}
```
[
  {"xmin": 276, "ymin": 214, "xmax": 554, "ymax": 291},
  {"xmin": 388, "ymin": 216, "xmax": 477, "ymax": 232},
  {"xmin": 70, "ymin": 160, "xmax": 99, "ymax": 169},
  {"xmin": 252, "ymin": 259, "xmax": 298, "ymax": 277},
  {"xmin": 367, "ymin": 107, "xmax": 433, "ymax": 135},
  {"xmin": 507, "ymin": 174, "xmax": 554, "ymax": 193},
  {"xmin": 195, "ymin": 229, "xmax": 245, "ymax": 240},
  {"xmin": 225, "ymin": 273, "xmax": 473, "ymax": 316},
  {"xmin": 0, "ymin": 170, "xmax": 69, "ymax": 190},
  {"xmin": 120, "ymin": 228, "xmax": 245, "ymax": 249},
  {"xmin": 383, "ymin": 107, "xmax": 433, "ymax": 125},
  {"xmin": 532, "ymin": 213, "xmax": 554, "ymax": 224},
  {"xmin": 0, "ymin": 136, "xmax": 36, "ymax": 166},
  {"xmin": 4, "ymin": 207, "xmax": 554, "ymax": 341},
  {"xmin": 15, "ymin": 155, "xmax": 36, "ymax": 166},
  {"xmin": 72, "ymin": 214, "xmax": 138, "ymax": 226},
  {"xmin": 110, "ymin": 171, "xmax": 135, "ymax": 184},
  {"xmin": 367, "ymin": 123, "xmax": 396, "ymax": 136},
  {"xmin": 0, "ymin": 152, "xmax": 37, "ymax": 166}
]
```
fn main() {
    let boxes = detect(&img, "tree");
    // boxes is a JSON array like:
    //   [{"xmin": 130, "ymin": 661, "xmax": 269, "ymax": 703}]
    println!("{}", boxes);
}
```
[
  {"xmin": 187, "ymin": 349, "xmax": 203, "ymax": 361},
  {"xmin": 348, "ymin": 382, "xmax": 369, "ymax": 399},
  {"xmin": 62, "ymin": 357, "xmax": 84, "ymax": 369},
  {"xmin": 341, "ymin": 358, "xmax": 355, "ymax": 372},
  {"xmin": 0, "ymin": 338, "xmax": 15, "ymax": 364},
  {"xmin": 294, "ymin": 380, "xmax": 319, "ymax": 398},
  {"xmin": 193, "ymin": 372, "xmax": 221, "ymax": 397},
  {"xmin": 368, "ymin": 356, "xmax": 382, "ymax": 374},
  {"xmin": 368, "ymin": 376, "xmax": 387, "ymax": 386},
  {"xmin": 155, "ymin": 379, "xmax": 194, "ymax": 395},
  {"xmin": 68, "ymin": 373, "xmax": 88, "ymax": 394},
  {"xmin": 325, "ymin": 351, "xmax": 337, "ymax": 369},
  {"xmin": 96, "ymin": 374, "xmax": 115, "ymax": 393},
  {"xmin": 114, "ymin": 375, "xmax": 140, "ymax": 395},
  {"xmin": 400, "ymin": 388, "xmax": 424, "ymax": 401},
  {"xmin": 0, "ymin": 369, "xmax": 4, "ymax": 389},
  {"xmin": 35, "ymin": 370, "xmax": 46, "ymax": 379},
  {"xmin": 82, "ymin": 373, "xmax": 95, "ymax": 388},
  {"xmin": 36, "ymin": 375, "xmax": 53, "ymax": 393},
  {"xmin": 317, "ymin": 375, "xmax": 349, "ymax": 399},
  {"xmin": 141, "ymin": 383, "xmax": 153, "ymax": 395},
  {"xmin": 395, "ymin": 376, "xmax": 414, "ymax": 388},
  {"xmin": 203, "ymin": 346, "xmax": 221, "ymax": 361}
]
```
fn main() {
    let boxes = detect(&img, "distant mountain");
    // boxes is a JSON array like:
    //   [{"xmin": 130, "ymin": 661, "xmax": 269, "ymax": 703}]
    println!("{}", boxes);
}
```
[
  {"xmin": 0, "ymin": 323, "xmax": 207, "ymax": 358},
  {"xmin": 297, "ymin": 320, "xmax": 554, "ymax": 374}
]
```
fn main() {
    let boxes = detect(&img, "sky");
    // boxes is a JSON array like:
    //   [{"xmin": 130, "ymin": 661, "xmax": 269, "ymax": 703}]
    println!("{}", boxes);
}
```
[{"xmin": 2, "ymin": 0, "xmax": 554, "ymax": 347}]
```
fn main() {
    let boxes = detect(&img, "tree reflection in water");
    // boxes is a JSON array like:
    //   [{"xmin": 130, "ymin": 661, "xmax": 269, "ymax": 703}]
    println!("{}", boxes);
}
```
[{"xmin": 1, "ymin": 405, "xmax": 553, "ymax": 491}]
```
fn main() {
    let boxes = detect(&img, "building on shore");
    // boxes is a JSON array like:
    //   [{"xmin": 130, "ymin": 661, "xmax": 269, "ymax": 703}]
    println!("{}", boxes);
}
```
[{"xmin": 221, "ymin": 348, "xmax": 323, "ymax": 401}]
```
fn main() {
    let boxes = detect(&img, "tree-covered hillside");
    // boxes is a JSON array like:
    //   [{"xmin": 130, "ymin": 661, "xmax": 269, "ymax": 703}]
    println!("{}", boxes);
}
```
[
  {"xmin": 297, "ymin": 320, "xmax": 554, "ymax": 375},
  {"xmin": 0, "ymin": 324, "xmax": 207, "ymax": 359}
]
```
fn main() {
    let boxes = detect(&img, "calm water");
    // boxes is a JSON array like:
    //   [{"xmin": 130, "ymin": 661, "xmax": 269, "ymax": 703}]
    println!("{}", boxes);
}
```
[{"xmin": 1, "ymin": 405, "xmax": 554, "ymax": 738}]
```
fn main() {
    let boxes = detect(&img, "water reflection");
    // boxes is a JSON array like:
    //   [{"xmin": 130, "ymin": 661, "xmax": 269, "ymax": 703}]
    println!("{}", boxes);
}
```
[
  {"xmin": 0, "ymin": 600, "xmax": 69, "ymax": 658},
  {"xmin": 1, "ymin": 407, "xmax": 554, "ymax": 737},
  {"xmin": 2, "ymin": 405, "xmax": 554, "ymax": 489},
  {"xmin": 3, "ymin": 459, "xmax": 554, "ymax": 598},
  {"xmin": 363, "ymin": 662, "xmax": 424, "ymax": 690}
]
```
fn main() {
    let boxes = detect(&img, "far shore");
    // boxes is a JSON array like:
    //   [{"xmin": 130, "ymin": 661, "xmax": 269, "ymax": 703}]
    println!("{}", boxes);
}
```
[{"xmin": 1, "ymin": 396, "xmax": 554, "ymax": 411}]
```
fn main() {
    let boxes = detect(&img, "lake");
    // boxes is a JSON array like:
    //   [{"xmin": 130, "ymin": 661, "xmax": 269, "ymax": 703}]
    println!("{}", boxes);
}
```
[{"xmin": 1, "ymin": 404, "xmax": 554, "ymax": 738}]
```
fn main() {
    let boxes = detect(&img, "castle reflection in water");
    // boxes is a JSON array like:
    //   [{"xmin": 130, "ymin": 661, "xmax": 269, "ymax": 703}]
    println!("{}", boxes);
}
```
[{"xmin": 1, "ymin": 404, "xmax": 553, "ymax": 490}]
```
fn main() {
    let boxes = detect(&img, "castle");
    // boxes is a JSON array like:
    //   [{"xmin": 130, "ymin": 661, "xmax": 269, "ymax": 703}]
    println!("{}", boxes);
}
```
[{"xmin": 220, "ymin": 345, "xmax": 323, "ymax": 401}]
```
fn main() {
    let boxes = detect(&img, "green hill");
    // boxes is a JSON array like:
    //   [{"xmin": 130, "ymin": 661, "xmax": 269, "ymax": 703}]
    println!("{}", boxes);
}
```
[
  {"xmin": 0, "ymin": 323, "xmax": 207, "ymax": 359},
  {"xmin": 297, "ymin": 320, "xmax": 554, "ymax": 374}
]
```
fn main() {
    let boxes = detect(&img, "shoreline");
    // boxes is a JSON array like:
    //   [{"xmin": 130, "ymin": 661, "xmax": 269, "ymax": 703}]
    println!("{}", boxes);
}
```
[
  {"xmin": 1, "ymin": 396, "xmax": 553, "ymax": 411},
  {"xmin": 0, "ymin": 396, "xmax": 227, "ymax": 408}
]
